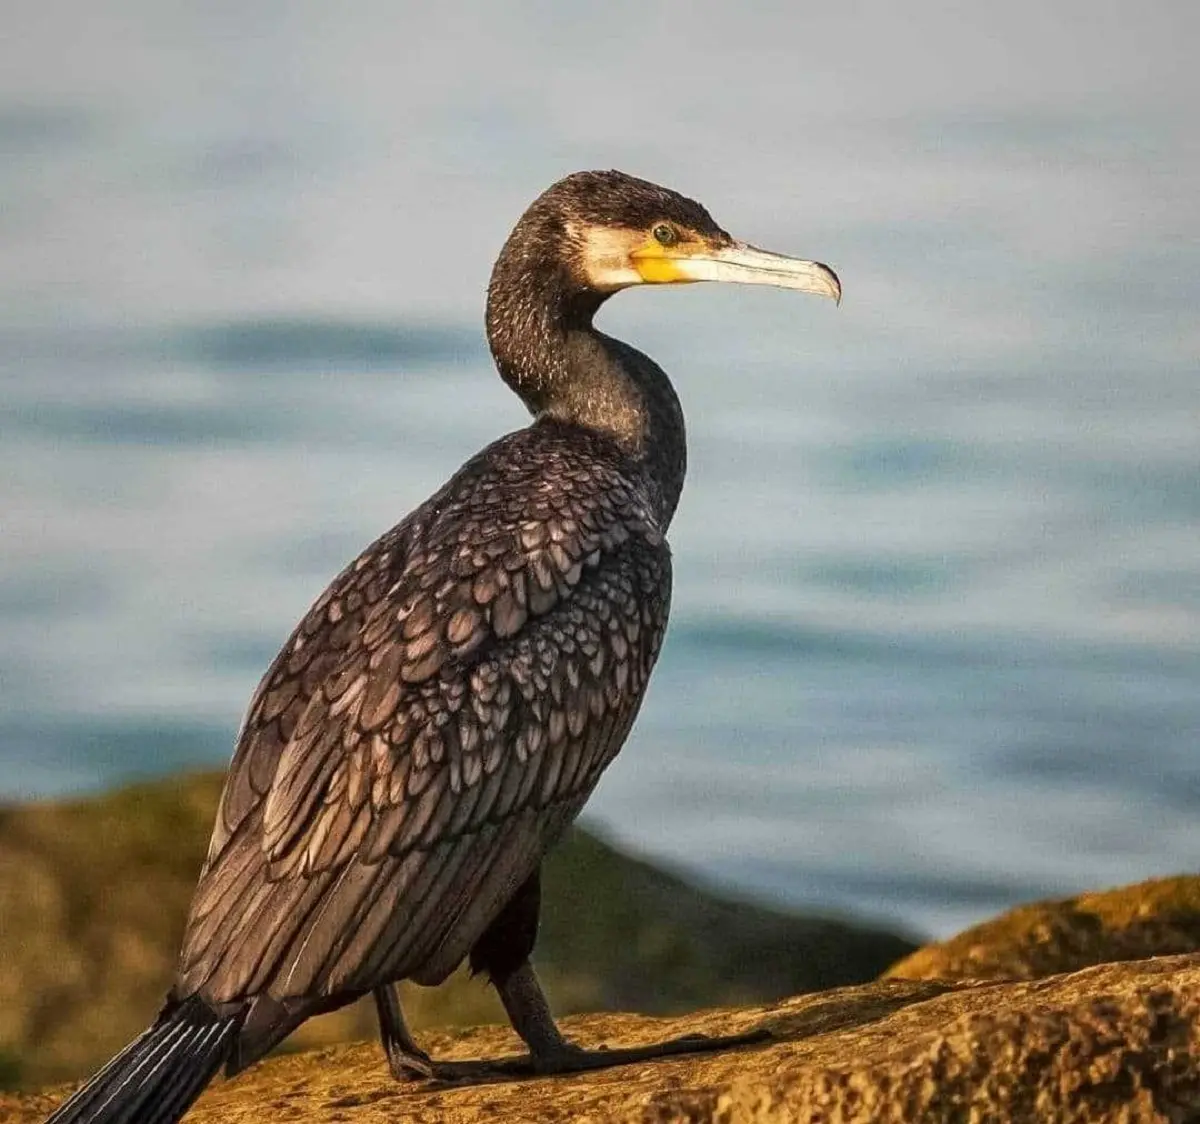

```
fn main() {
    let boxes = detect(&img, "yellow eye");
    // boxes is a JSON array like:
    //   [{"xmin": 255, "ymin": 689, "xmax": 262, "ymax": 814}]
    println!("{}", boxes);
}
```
[{"xmin": 652, "ymin": 223, "xmax": 678, "ymax": 247}]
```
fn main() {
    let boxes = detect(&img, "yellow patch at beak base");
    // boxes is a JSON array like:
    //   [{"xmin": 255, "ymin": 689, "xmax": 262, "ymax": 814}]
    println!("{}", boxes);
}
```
[{"xmin": 630, "ymin": 242, "xmax": 698, "ymax": 285}]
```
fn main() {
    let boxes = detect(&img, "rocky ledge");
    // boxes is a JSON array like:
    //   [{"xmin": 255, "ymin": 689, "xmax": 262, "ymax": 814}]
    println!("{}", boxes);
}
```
[
  {"xmin": 11, "ymin": 953, "xmax": 1197, "ymax": 1124},
  {"xmin": 887, "ymin": 875, "xmax": 1200, "ymax": 984},
  {"xmin": 4, "ymin": 771, "xmax": 1198, "ymax": 1122},
  {"xmin": 0, "ymin": 772, "xmax": 913, "ymax": 1089}
]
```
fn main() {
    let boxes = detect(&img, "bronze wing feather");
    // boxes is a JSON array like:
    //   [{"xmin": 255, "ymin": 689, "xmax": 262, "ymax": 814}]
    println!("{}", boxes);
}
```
[{"xmin": 176, "ymin": 431, "xmax": 670, "ymax": 1020}]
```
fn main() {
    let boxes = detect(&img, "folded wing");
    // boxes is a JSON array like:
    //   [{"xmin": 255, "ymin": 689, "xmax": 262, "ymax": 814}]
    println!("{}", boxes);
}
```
[{"xmin": 177, "ymin": 434, "xmax": 670, "ymax": 1021}]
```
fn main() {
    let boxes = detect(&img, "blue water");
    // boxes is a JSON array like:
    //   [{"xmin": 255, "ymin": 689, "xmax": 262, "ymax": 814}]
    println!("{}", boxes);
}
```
[{"xmin": 2, "ymin": 3, "xmax": 1198, "ymax": 938}]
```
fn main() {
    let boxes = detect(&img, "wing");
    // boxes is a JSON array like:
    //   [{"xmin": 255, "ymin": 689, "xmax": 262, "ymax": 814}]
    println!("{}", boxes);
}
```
[{"xmin": 177, "ymin": 433, "xmax": 670, "ymax": 1010}]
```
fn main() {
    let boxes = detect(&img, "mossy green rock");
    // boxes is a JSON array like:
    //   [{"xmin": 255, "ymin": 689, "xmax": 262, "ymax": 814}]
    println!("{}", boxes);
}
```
[
  {"xmin": 0, "ymin": 772, "xmax": 913, "ymax": 1089},
  {"xmin": 887, "ymin": 875, "xmax": 1200, "ymax": 983}
]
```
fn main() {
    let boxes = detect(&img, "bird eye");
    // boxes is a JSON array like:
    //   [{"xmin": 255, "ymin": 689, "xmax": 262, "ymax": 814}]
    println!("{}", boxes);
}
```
[{"xmin": 652, "ymin": 223, "xmax": 678, "ymax": 246}]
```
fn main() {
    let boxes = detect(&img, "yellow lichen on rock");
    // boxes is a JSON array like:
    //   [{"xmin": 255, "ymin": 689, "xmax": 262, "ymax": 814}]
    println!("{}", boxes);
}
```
[
  {"xmin": 10, "ymin": 955, "xmax": 1198, "ymax": 1124},
  {"xmin": 887, "ymin": 875, "xmax": 1200, "ymax": 983}
]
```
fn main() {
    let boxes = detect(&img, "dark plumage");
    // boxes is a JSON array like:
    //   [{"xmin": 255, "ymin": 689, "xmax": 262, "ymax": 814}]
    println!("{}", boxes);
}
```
[
  {"xmin": 179, "ymin": 421, "xmax": 670, "ymax": 1067},
  {"xmin": 46, "ymin": 170, "xmax": 839, "ymax": 1123}
]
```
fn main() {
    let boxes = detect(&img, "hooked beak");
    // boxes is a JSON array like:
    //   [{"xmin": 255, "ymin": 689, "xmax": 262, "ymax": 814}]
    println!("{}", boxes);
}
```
[{"xmin": 632, "ymin": 240, "xmax": 841, "ymax": 304}]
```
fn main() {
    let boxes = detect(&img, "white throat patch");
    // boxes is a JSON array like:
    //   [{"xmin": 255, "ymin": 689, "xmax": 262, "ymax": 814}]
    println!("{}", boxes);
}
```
[{"xmin": 567, "ymin": 221, "xmax": 645, "ymax": 292}]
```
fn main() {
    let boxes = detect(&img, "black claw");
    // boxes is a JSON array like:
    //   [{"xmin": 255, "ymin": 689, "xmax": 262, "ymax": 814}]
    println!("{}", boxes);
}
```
[{"xmin": 386, "ymin": 1051, "xmax": 435, "ymax": 1082}]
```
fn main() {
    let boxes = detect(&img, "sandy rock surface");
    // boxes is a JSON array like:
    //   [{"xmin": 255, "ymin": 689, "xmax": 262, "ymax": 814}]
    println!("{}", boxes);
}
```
[{"xmin": 10, "ymin": 954, "xmax": 1197, "ymax": 1124}]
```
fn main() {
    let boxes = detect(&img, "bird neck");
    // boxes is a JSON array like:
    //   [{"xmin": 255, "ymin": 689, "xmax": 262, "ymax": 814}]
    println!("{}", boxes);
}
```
[{"xmin": 485, "ymin": 271, "xmax": 687, "ymax": 528}]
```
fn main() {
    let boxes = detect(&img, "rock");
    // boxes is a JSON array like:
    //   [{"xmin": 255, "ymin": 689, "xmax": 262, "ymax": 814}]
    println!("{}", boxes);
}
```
[
  {"xmin": 9, "ymin": 954, "xmax": 1197, "ymax": 1123},
  {"xmin": 0, "ymin": 773, "xmax": 914, "ymax": 1088},
  {"xmin": 887, "ymin": 875, "xmax": 1200, "ymax": 983}
]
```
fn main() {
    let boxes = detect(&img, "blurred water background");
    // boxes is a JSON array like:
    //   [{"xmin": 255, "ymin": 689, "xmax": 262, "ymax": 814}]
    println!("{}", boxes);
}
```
[{"xmin": 2, "ymin": 2, "xmax": 1197, "ymax": 938}]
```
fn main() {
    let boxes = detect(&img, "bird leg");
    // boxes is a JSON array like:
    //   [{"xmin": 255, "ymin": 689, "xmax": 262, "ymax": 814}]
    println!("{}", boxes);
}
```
[
  {"xmin": 487, "ymin": 960, "xmax": 770, "ymax": 1075},
  {"xmin": 376, "ymin": 868, "xmax": 767, "ymax": 1085},
  {"xmin": 373, "ymin": 985, "xmax": 435, "ymax": 1081},
  {"xmin": 381, "ymin": 962, "xmax": 766, "ymax": 1085},
  {"xmin": 474, "ymin": 870, "xmax": 767, "ymax": 1072}
]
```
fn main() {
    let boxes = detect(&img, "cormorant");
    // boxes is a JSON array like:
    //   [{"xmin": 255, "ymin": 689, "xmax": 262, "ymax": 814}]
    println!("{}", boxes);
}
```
[{"xmin": 46, "ymin": 170, "xmax": 839, "ymax": 1123}]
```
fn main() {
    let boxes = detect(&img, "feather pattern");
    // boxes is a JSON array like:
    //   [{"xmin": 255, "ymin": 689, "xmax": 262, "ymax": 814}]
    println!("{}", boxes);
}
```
[{"xmin": 176, "ymin": 420, "xmax": 671, "ymax": 1062}]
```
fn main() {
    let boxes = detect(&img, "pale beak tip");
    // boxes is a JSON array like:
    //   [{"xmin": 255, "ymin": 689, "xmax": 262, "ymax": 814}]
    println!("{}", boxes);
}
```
[{"xmin": 819, "ymin": 262, "xmax": 842, "ymax": 306}]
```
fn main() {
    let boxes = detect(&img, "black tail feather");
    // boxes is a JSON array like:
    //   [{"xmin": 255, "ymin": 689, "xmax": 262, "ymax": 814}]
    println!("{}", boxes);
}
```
[{"xmin": 46, "ymin": 997, "xmax": 239, "ymax": 1124}]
